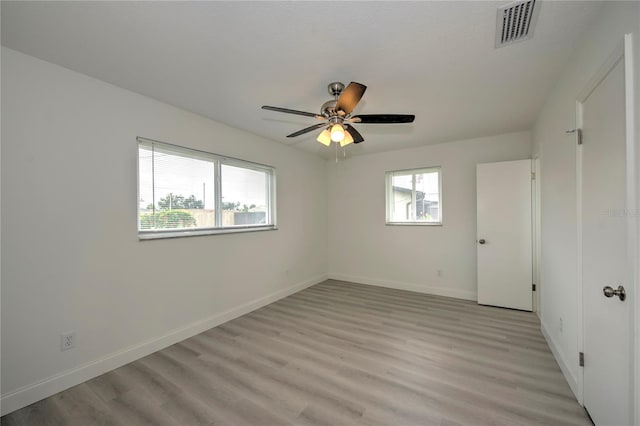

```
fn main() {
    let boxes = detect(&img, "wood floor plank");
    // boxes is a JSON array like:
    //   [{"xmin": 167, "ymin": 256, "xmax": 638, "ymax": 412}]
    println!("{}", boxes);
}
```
[{"xmin": 1, "ymin": 280, "xmax": 591, "ymax": 426}]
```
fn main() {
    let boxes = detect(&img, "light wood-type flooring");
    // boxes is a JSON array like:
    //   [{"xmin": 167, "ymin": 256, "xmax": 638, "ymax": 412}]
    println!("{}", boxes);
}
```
[{"xmin": 2, "ymin": 280, "xmax": 591, "ymax": 426}]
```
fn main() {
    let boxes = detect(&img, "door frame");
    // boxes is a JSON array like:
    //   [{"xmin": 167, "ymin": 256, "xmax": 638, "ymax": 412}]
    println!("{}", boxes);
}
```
[
  {"xmin": 575, "ymin": 34, "xmax": 637, "ymax": 421},
  {"xmin": 532, "ymin": 156, "xmax": 541, "ymax": 314}
]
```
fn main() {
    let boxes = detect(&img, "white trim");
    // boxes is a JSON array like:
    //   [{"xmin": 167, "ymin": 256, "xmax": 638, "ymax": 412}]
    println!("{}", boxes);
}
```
[
  {"xmin": 532, "ymin": 156, "xmax": 542, "ymax": 315},
  {"xmin": 139, "ymin": 225, "xmax": 278, "ymax": 240},
  {"xmin": 0, "ymin": 273, "xmax": 328, "ymax": 416},
  {"xmin": 541, "ymin": 320, "xmax": 580, "ymax": 401},
  {"xmin": 623, "ymin": 33, "xmax": 639, "ymax": 426},
  {"xmin": 575, "ymin": 109, "xmax": 585, "ymax": 405},
  {"xmin": 328, "ymin": 273, "xmax": 477, "ymax": 301}
]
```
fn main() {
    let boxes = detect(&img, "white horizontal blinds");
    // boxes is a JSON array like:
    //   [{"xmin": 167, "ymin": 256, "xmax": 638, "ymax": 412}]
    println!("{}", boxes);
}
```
[
  {"xmin": 138, "ymin": 142, "xmax": 154, "ymax": 214},
  {"xmin": 221, "ymin": 163, "xmax": 269, "ymax": 227},
  {"xmin": 138, "ymin": 140, "xmax": 216, "ymax": 232},
  {"xmin": 137, "ymin": 137, "xmax": 276, "ymax": 237}
]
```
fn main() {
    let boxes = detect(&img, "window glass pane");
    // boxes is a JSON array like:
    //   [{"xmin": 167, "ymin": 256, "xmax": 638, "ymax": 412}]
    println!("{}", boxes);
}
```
[
  {"xmin": 386, "ymin": 167, "xmax": 441, "ymax": 225},
  {"xmin": 221, "ymin": 164, "xmax": 269, "ymax": 226},
  {"xmin": 138, "ymin": 138, "xmax": 276, "ymax": 238},
  {"xmin": 415, "ymin": 171, "xmax": 440, "ymax": 222},
  {"xmin": 389, "ymin": 173, "xmax": 414, "ymax": 222},
  {"xmin": 138, "ymin": 145, "xmax": 215, "ymax": 231}
]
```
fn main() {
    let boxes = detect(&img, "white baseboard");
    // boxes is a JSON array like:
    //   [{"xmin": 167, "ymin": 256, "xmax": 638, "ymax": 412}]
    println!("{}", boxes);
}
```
[
  {"xmin": 0, "ymin": 274, "xmax": 327, "ymax": 416},
  {"xmin": 327, "ymin": 273, "xmax": 477, "ymax": 301},
  {"xmin": 540, "ymin": 320, "xmax": 582, "ymax": 403}
]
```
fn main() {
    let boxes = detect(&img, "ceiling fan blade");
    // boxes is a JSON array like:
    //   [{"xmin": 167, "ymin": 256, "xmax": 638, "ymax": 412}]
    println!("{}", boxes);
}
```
[
  {"xmin": 286, "ymin": 122, "xmax": 328, "ymax": 138},
  {"xmin": 351, "ymin": 114, "xmax": 415, "ymax": 124},
  {"xmin": 262, "ymin": 105, "xmax": 323, "ymax": 119},
  {"xmin": 336, "ymin": 82, "xmax": 367, "ymax": 115},
  {"xmin": 345, "ymin": 125, "xmax": 365, "ymax": 144}
]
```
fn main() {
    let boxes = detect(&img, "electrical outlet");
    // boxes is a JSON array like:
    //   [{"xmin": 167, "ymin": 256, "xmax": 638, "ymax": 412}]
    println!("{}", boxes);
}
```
[
  {"xmin": 436, "ymin": 269, "xmax": 442, "ymax": 278},
  {"xmin": 559, "ymin": 318, "xmax": 563, "ymax": 333},
  {"xmin": 61, "ymin": 331, "xmax": 76, "ymax": 351}
]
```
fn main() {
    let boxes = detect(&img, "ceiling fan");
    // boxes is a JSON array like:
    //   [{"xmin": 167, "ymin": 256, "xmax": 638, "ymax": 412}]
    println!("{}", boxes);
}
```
[{"xmin": 262, "ymin": 82, "xmax": 415, "ymax": 147}]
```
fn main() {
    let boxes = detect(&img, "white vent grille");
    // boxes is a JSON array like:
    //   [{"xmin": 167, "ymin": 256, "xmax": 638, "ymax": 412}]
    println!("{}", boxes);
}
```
[{"xmin": 495, "ymin": 0, "xmax": 540, "ymax": 48}]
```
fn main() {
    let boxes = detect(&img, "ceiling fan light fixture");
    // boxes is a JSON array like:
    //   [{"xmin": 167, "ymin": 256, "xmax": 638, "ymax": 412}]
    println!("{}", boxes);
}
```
[
  {"xmin": 330, "ymin": 124, "xmax": 345, "ymax": 142},
  {"xmin": 316, "ymin": 129, "xmax": 332, "ymax": 146},
  {"xmin": 340, "ymin": 130, "xmax": 354, "ymax": 147}
]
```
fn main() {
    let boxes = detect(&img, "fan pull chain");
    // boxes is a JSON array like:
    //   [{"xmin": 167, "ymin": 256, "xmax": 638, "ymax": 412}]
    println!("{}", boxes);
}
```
[{"xmin": 335, "ymin": 142, "xmax": 338, "ymax": 163}]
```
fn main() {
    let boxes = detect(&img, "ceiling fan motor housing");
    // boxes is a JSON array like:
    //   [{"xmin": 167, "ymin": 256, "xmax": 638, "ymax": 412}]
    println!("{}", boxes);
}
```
[
  {"xmin": 322, "ymin": 82, "xmax": 345, "ymax": 117},
  {"xmin": 321, "ymin": 100, "xmax": 338, "ymax": 117},
  {"xmin": 328, "ymin": 82, "xmax": 345, "ymax": 97}
]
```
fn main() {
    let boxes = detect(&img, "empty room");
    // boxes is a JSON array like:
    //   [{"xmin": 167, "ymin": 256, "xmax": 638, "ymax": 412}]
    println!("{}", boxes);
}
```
[{"xmin": 1, "ymin": 1, "xmax": 639, "ymax": 425}]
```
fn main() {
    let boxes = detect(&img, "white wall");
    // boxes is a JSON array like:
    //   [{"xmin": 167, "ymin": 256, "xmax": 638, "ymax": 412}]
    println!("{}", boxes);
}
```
[
  {"xmin": 531, "ymin": 1, "xmax": 640, "ymax": 402},
  {"xmin": 3, "ymin": 2, "xmax": 639, "ymax": 418},
  {"xmin": 0, "ymin": 47, "xmax": 328, "ymax": 414},
  {"xmin": 327, "ymin": 131, "xmax": 531, "ymax": 300}
]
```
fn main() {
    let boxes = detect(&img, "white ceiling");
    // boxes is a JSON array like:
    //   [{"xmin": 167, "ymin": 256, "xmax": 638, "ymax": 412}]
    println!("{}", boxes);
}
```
[{"xmin": 1, "ymin": 1, "xmax": 602, "ymax": 158}]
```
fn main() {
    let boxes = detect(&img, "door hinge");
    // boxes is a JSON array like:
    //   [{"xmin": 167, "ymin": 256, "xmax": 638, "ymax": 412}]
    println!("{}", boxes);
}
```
[
  {"xmin": 531, "ymin": 172, "xmax": 536, "ymax": 180},
  {"xmin": 566, "ymin": 128, "xmax": 583, "ymax": 145},
  {"xmin": 579, "ymin": 352, "xmax": 584, "ymax": 367},
  {"xmin": 532, "ymin": 283, "xmax": 536, "ymax": 291}
]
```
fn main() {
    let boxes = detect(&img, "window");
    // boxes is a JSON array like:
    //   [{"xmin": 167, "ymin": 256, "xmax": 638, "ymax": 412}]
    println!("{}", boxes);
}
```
[
  {"xmin": 385, "ymin": 167, "xmax": 441, "ymax": 225},
  {"xmin": 138, "ymin": 137, "xmax": 276, "ymax": 239}
]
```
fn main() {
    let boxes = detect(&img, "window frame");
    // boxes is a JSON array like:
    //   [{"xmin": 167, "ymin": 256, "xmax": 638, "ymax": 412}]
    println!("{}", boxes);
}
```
[
  {"xmin": 137, "ymin": 137, "xmax": 277, "ymax": 240},
  {"xmin": 385, "ymin": 166, "xmax": 442, "ymax": 226}
]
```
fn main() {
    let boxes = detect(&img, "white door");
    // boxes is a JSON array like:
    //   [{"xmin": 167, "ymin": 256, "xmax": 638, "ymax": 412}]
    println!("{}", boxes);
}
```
[
  {"xmin": 581, "ymin": 50, "xmax": 631, "ymax": 425},
  {"xmin": 477, "ymin": 159, "xmax": 532, "ymax": 311}
]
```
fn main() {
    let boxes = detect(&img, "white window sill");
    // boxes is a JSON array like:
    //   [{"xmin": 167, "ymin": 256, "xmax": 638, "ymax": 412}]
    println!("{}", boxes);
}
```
[
  {"xmin": 386, "ymin": 222, "xmax": 442, "ymax": 226},
  {"xmin": 139, "ymin": 225, "xmax": 277, "ymax": 240}
]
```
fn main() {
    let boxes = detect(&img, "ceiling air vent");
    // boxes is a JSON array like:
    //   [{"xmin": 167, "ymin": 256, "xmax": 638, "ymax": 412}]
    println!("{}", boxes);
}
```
[{"xmin": 495, "ymin": 0, "xmax": 540, "ymax": 48}]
